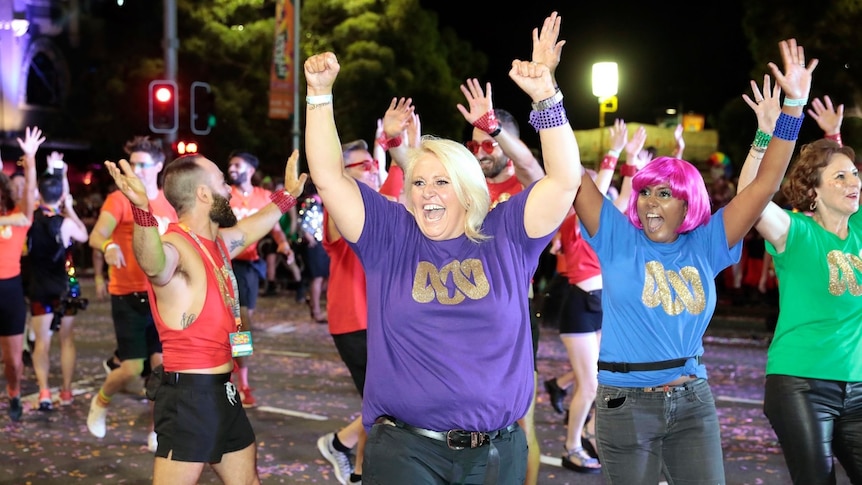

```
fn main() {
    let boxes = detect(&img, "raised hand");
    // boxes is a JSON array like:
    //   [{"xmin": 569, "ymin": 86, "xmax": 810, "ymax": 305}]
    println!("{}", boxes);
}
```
[
  {"xmin": 382, "ymin": 97, "xmax": 414, "ymax": 138},
  {"xmin": 105, "ymin": 159, "xmax": 148, "ymax": 209},
  {"xmin": 608, "ymin": 119, "xmax": 628, "ymax": 153},
  {"xmin": 281, "ymin": 149, "xmax": 308, "ymax": 198},
  {"xmin": 304, "ymin": 52, "xmax": 340, "ymax": 94},
  {"xmin": 17, "ymin": 126, "xmax": 46, "ymax": 158},
  {"xmin": 742, "ymin": 74, "xmax": 782, "ymax": 133},
  {"xmin": 531, "ymin": 11, "xmax": 565, "ymax": 81},
  {"xmin": 456, "ymin": 78, "xmax": 494, "ymax": 124},
  {"xmin": 625, "ymin": 125, "xmax": 649, "ymax": 168},
  {"xmin": 808, "ymin": 95, "xmax": 843, "ymax": 136},
  {"xmin": 508, "ymin": 60, "xmax": 556, "ymax": 105},
  {"xmin": 768, "ymin": 38, "xmax": 817, "ymax": 103}
]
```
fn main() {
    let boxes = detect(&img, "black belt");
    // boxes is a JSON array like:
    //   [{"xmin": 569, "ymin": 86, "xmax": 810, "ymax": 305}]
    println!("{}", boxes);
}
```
[
  {"xmin": 161, "ymin": 371, "xmax": 231, "ymax": 387},
  {"xmin": 375, "ymin": 415, "xmax": 518, "ymax": 450},
  {"xmin": 598, "ymin": 355, "xmax": 702, "ymax": 373}
]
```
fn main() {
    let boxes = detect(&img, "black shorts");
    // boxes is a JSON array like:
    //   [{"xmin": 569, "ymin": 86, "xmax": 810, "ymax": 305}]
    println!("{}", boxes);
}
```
[
  {"xmin": 304, "ymin": 243, "xmax": 330, "ymax": 278},
  {"xmin": 111, "ymin": 292, "xmax": 162, "ymax": 360},
  {"xmin": 558, "ymin": 285, "xmax": 603, "ymax": 334},
  {"xmin": 232, "ymin": 260, "xmax": 261, "ymax": 310},
  {"xmin": 332, "ymin": 330, "xmax": 367, "ymax": 396},
  {"xmin": 0, "ymin": 275, "xmax": 26, "ymax": 336},
  {"xmin": 153, "ymin": 372, "xmax": 256, "ymax": 462}
]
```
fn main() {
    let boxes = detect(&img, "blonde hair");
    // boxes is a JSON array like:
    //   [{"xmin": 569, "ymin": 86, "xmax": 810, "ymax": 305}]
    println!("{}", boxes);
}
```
[{"xmin": 403, "ymin": 136, "xmax": 491, "ymax": 242}]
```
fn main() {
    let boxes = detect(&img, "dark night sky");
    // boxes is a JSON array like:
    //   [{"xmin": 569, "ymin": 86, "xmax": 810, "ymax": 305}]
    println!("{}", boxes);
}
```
[{"xmin": 421, "ymin": 2, "xmax": 754, "ymax": 131}]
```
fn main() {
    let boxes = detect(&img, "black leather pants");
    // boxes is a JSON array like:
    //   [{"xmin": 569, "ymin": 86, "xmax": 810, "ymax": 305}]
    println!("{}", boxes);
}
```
[{"xmin": 764, "ymin": 374, "xmax": 862, "ymax": 485}]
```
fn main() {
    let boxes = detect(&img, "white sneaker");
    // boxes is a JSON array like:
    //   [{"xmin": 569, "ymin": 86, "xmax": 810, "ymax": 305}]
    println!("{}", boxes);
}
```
[
  {"xmin": 87, "ymin": 396, "xmax": 107, "ymax": 438},
  {"xmin": 317, "ymin": 432, "xmax": 352, "ymax": 485},
  {"xmin": 147, "ymin": 431, "xmax": 158, "ymax": 452}
]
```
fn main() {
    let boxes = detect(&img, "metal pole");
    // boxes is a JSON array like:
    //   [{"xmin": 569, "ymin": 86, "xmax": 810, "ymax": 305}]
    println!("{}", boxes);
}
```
[
  {"xmin": 164, "ymin": 0, "xmax": 178, "ymax": 145},
  {"xmin": 292, "ymin": 0, "xmax": 301, "ymax": 153}
]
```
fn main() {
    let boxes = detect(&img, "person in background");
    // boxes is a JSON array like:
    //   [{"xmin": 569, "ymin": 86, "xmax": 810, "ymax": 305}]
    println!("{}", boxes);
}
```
[
  {"xmin": 87, "ymin": 136, "xmax": 178, "ymax": 451},
  {"xmin": 102, "ymin": 149, "xmax": 306, "ymax": 485},
  {"xmin": 0, "ymin": 126, "xmax": 43, "ymax": 422},
  {"xmin": 227, "ymin": 150, "xmax": 294, "ymax": 407},
  {"xmin": 298, "ymin": 179, "xmax": 329, "ymax": 323},
  {"xmin": 303, "ymin": 10, "xmax": 580, "ymax": 483},
  {"xmin": 27, "ymin": 152, "xmax": 89, "ymax": 410},
  {"xmin": 737, "ymin": 71, "xmax": 862, "ymax": 484},
  {"xmin": 574, "ymin": 39, "xmax": 814, "ymax": 484}
]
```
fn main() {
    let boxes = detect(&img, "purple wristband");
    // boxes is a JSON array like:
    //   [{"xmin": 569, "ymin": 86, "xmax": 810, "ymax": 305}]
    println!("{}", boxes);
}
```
[
  {"xmin": 773, "ymin": 112, "xmax": 804, "ymax": 141},
  {"xmin": 528, "ymin": 102, "xmax": 568, "ymax": 132}
]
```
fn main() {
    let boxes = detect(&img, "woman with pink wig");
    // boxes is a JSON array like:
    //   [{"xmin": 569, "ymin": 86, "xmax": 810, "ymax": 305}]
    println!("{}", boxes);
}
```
[{"xmin": 573, "ymin": 39, "xmax": 816, "ymax": 484}]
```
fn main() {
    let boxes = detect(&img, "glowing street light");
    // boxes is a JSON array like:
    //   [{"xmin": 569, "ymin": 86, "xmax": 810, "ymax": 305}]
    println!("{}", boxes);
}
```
[{"xmin": 592, "ymin": 62, "xmax": 619, "ymax": 128}]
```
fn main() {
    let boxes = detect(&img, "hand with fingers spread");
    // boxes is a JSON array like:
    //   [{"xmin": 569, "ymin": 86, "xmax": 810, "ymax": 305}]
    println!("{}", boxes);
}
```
[
  {"xmin": 807, "ymin": 95, "xmax": 844, "ymax": 138},
  {"xmin": 742, "ymin": 74, "xmax": 782, "ymax": 134},
  {"xmin": 456, "ymin": 78, "xmax": 494, "ymax": 125},
  {"xmin": 531, "ymin": 10, "xmax": 565, "ymax": 83},
  {"xmin": 767, "ymin": 38, "xmax": 817, "ymax": 105}
]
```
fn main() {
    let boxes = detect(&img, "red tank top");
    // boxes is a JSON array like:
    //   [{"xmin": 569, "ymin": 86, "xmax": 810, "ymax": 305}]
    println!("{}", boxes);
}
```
[{"xmin": 149, "ymin": 224, "xmax": 238, "ymax": 371}]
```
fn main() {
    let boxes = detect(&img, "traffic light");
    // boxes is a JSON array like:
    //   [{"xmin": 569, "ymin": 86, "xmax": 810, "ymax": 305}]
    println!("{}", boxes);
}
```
[
  {"xmin": 191, "ymin": 81, "xmax": 216, "ymax": 135},
  {"xmin": 148, "ymin": 80, "xmax": 178, "ymax": 134}
]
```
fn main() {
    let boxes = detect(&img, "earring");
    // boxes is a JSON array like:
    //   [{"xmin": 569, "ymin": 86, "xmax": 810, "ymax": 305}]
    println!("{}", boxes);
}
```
[{"xmin": 810, "ymin": 201, "xmax": 817, "ymax": 211}]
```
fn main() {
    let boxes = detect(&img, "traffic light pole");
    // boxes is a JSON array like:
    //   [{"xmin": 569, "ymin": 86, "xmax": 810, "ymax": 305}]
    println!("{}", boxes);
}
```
[{"xmin": 163, "ymin": 0, "xmax": 178, "ymax": 145}]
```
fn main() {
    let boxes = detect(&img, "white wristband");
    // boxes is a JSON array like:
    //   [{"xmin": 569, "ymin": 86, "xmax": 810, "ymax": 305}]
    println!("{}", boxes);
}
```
[
  {"xmin": 104, "ymin": 242, "xmax": 119, "ymax": 253},
  {"xmin": 306, "ymin": 94, "xmax": 333, "ymax": 105}
]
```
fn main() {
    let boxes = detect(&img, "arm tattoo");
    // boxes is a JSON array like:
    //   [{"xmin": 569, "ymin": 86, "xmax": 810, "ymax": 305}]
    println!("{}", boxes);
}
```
[
  {"xmin": 181, "ymin": 312, "xmax": 197, "ymax": 329},
  {"xmin": 228, "ymin": 236, "xmax": 245, "ymax": 253}
]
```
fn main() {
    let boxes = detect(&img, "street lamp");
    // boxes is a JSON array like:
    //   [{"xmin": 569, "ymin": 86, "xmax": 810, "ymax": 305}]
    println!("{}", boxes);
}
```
[{"xmin": 592, "ymin": 62, "xmax": 619, "ymax": 128}]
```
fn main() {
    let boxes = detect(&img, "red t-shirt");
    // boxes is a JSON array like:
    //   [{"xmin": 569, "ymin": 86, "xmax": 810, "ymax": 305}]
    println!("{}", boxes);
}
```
[
  {"xmin": 0, "ymin": 207, "xmax": 29, "ymax": 279},
  {"xmin": 102, "ymin": 190, "xmax": 177, "ymax": 295},
  {"xmin": 230, "ymin": 186, "xmax": 272, "ymax": 261}
]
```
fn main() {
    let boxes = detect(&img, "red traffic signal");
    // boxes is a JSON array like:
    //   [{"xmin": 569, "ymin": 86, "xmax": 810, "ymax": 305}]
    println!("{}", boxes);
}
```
[{"xmin": 148, "ymin": 80, "xmax": 178, "ymax": 134}]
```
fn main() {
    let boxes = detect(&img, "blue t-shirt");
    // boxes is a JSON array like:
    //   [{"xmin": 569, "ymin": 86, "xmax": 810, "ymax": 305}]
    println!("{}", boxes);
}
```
[
  {"xmin": 349, "ymin": 181, "xmax": 551, "ymax": 432},
  {"xmin": 583, "ymin": 198, "xmax": 741, "ymax": 387}
]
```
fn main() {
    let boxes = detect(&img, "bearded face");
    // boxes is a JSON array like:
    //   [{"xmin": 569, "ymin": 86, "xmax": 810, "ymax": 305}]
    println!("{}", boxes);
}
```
[
  {"xmin": 480, "ymin": 153, "xmax": 508, "ymax": 179},
  {"xmin": 228, "ymin": 170, "xmax": 248, "ymax": 186},
  {"xmin": 210, "ymin": 192, "xmax": 238, "ymax": 228}
]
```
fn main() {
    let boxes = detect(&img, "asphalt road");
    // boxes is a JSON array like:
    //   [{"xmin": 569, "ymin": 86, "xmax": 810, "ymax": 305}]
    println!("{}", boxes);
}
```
[{"xmin": 0, "ymin": 276, "xmax": 850, "ymax": 484}]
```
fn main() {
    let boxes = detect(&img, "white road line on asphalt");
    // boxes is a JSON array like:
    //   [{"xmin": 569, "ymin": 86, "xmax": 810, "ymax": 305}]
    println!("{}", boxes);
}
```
[
  {"xmin": 257, "ymin": 405, "xmax": 329, "ymax": 421},
  {"xmin": 258, "ymin": 349, "xmax": 311, "ymax": 358},
  {"xmin": 717, "ymin": 395, "xmax": 763, "ymax": 405},
  {"xmin": 265, "ymin": 323, "xmax": 297, "ymax": 334},
  {"xmin": 540, "ymin": 454, "xmax": 562, "ymax": 467},
  {"xmin": 21, "ymin": 378, "xmax": 99, "ymax": 404}
]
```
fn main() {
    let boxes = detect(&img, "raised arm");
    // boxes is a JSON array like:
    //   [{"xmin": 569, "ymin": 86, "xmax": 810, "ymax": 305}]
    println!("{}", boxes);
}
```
[
  {"xmin": 219, "ymin": 150, "xmax": 306, "ymax": 259},
  {"xmin": 612, "ymin": 125, "xmax": 648, "ymax": 212},
  {"xmin": 304, "ymin": 52, "xmax": 366, "ymax": 243},
  {"xmin": 16, "ymin": 126, "xmax": 44, "ymax": 222},
  {"xmin": 104, "ymin": 158, "xmax": 178, "ymax": 286},
  {"xmin": 724, "ymin": 38, "xmax": 817, "ymax": 247},
  {"xmin": 594, "ymin": 118, "xmax": 627, "ymax": 195},
  {"xmin": 456, "ymin": 79, "xmax": 545, "ymax": 186},
  {"xmin": 509, "ymin": 15, "xmax": 580, "ymax": 238}
]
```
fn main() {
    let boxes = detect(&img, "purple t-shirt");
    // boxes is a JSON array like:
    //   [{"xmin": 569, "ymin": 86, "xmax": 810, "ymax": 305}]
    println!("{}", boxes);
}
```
[{"xmin": 349, "ymin": 181, "xmax": 550, "ymax": 432}]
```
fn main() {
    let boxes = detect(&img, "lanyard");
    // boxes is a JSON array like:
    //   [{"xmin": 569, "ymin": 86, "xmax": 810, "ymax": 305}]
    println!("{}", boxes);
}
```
[{"xmin": 179, "ymin": 224, "xmax": 242, "ymax": 330}]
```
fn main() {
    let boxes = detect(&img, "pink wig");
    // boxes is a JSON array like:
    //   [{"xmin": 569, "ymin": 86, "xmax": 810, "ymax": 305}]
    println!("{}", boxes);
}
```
[{"xmin": 625, "ymin": 156, "xmax": 712, "ymax": 233}]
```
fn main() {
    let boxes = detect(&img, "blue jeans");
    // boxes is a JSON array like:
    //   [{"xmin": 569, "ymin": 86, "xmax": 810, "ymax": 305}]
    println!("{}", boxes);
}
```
[{"xmin": 595, "ymin": 378, "xmax": 725, "ymax": 484}]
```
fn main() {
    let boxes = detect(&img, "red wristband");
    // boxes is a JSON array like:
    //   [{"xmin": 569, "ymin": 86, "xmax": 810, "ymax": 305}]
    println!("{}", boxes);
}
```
[
  {"xmin": 376, "ymin": 133, "xmax": 403, "ymax": 151},
  {"xmin": 599, "ymin": 155, "xmax": 618, "ymax": 171},
  {"xmin": 472, "ymin": 110, "xmax": 501, "ymax": 137},
  {"xmin": 620, "ymin": 164, "xmax": 639, "ymax": 178},
  {"xmin": 131, "ymin": 205, "xmax": 158, "ymax": 227},
  {"xmin": 824, "ymin": 133, "xmax": 843, "ymax": 147},
  {"xmin": 270, "ymin": 190, "xmax": 298, "ymax": 214}
]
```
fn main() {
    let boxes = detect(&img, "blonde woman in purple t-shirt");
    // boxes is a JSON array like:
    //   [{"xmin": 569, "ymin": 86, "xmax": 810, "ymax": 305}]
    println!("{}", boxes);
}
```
[{"xmin": 304, "ymin": 12, "xmax": 581, "ymax": 484}]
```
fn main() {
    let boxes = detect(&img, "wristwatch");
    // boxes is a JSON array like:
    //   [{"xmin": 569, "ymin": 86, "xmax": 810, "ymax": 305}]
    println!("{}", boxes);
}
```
[{"xmin": 531, "ymin": 88, "xmax": 563, "ymax": 111}]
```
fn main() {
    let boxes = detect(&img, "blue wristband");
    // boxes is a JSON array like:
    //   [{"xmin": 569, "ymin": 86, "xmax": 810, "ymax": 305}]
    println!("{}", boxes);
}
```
[
  {"xmin": 773, "ymin": 112, "xmax": 804, "ymax": 141},
  {"xmin": 528, "ymin": 102, "xmax": 568, "ymax": 132}
]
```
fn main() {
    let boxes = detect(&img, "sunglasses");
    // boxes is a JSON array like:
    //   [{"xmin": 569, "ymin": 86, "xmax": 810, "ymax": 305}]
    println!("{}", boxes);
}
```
[
  {"xmin": 344, "ymin": 159, "xmax": 379, "ymax": 172},
  {"xmin": 465, "ymin": 140, "xmax": 499, "ymax": 155}
]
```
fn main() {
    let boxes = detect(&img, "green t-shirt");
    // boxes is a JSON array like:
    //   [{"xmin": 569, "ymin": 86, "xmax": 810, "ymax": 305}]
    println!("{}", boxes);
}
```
[{"xmin": 766, "ymin": 210, "xmax": 862, "ymax": 380}]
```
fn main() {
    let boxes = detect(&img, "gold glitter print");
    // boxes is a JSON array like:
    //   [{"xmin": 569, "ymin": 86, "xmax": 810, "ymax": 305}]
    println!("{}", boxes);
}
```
[
  {"xmin": 826, "ymin": 250, "xmax": 862, "ymax": 296},
  {"xmin": 412, "ymin": 259, "xmax": 491, "ymax": 304},
  {"xmin": 642, "ymin": 261, "xmax": 706, "ymax": 315}
]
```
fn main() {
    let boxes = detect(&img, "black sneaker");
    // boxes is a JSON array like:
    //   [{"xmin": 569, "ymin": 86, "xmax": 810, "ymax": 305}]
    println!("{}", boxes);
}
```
[{"xmin": 8, "ymin": 397, "xmax": 22, "ymax": 422}]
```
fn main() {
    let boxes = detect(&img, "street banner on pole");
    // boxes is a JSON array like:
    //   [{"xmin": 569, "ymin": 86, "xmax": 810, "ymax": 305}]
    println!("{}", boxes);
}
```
[{"xmin": 268, "ymin": 0, "xmax": 295, "ymax": 119}]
